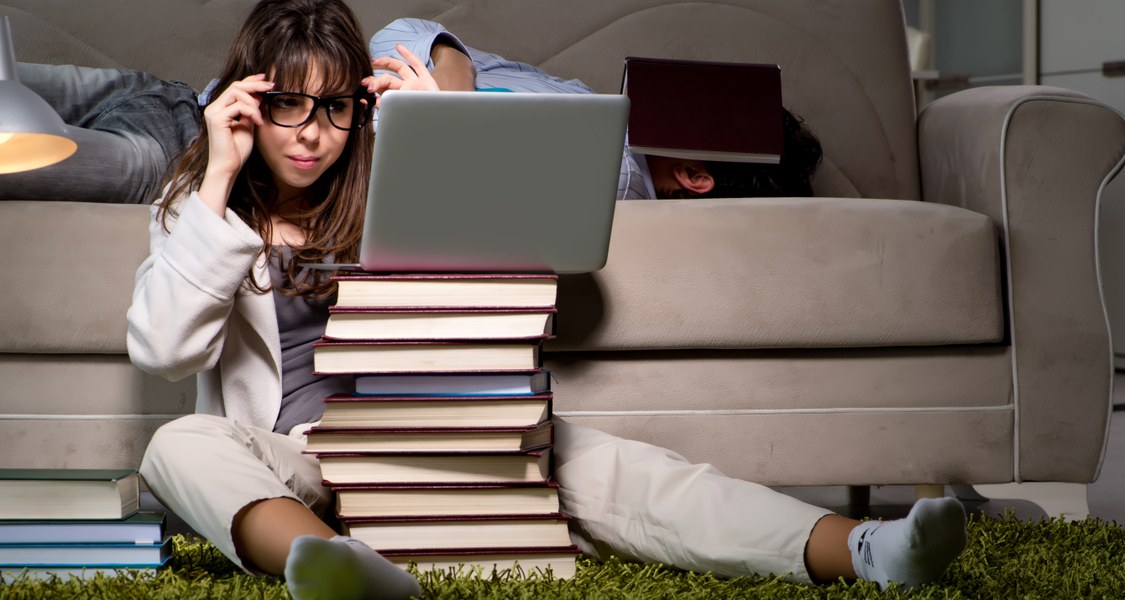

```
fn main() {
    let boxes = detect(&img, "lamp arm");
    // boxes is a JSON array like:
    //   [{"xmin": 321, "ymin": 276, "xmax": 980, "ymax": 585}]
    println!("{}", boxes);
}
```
[{"xmin": 0, "ymin": 16, "xmax": 19, "ymax": 82}]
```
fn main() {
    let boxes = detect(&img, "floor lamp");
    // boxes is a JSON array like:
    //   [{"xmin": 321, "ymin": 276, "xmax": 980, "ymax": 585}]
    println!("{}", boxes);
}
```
[{"xmin": 0, "ymin": 15, "xmax": 76, "ymax": 174}]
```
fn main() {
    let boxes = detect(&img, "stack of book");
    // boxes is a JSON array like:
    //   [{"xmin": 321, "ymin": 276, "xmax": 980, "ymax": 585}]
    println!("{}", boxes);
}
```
[
  {"xmin": 310, "ymin": 273, "xmax": 579, "ymax": 578},
  {"xmin": 0, "ymin": 469, "xmax": 170, "ymax": 581}
]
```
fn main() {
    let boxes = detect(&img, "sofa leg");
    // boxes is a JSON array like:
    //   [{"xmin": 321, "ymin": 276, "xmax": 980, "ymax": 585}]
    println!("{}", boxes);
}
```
[
  {"xmin": 914, "ymin": 484, "xmax": 945, "ymax": 500},
  {"xmin": 846, "ymin": 485, "xmax": 871, "ymax": 507},
  {"xmin": 950, "ymin": 484, "xmax": 989, "ymax": 502},
  {"xmin": 968, "ymin": 482, "xmax": 1090, "ymax": 521}
]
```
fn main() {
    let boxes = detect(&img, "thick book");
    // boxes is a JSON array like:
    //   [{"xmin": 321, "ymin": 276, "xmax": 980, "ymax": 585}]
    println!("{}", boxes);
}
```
[
  {"xmin": 312, "ymin": 340, "xmax": 543, "ymax": 374},
  {"xmin": 324, "ymin": 307, "xmax": 556, "ymax": 341},
  {"xmin": 622, "ymin": 56, "xmax": 784, "ymax": 164},
  {"xmin": 317, "ymin": 449, "xmax": 552, "ymax": 486},
  {"xmin": 305, "ymin": 421, "xmax": 553, "ymax": 454},
  {"xmin": 0, "ymin": 538, "xmax": 171, "ymax": 566},
  {"xmin": 354, "ymin": 370, "xmax": 551, "ymax": 396},
  {"xmin": 332, "ymin": 483, "xmax": 561, "ymax": 518},
  {"xmin": 333, "ymin": 273, "xmax": 558, "ymax": 309},
  {"xmin": 0, "ymin": 512, "xmax": 165, "ymax": 545},
  {"xmin": 341, "ymin": 513, "xmax": 573, "ymax": 552},
  {"xmin": 380, "ymin": 545, "xmax": 579, "ymax": 579},
  {"xmin": 0, "ymin": 469, "xmax": 139, "ymax": 520},
  {"xmin": 318, "ymin": 393, "xmax": 553, "ymax": 429}
]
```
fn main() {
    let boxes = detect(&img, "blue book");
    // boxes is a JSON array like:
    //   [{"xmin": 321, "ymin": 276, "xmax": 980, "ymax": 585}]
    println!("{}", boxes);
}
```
[
  {"xmin": 0, "ymin": 512, "xmax": 164, "ymax": 545},
  {"xmin": 0, "ymin": 556, "xmax": 170, "ymax": 582},
  {"xmin": 0, "ymin": 537, "xmax": 171, "ymax": 567},
  {"xmin": 354, "ymin": 370, "xmax": 551, "ymax": 396}
]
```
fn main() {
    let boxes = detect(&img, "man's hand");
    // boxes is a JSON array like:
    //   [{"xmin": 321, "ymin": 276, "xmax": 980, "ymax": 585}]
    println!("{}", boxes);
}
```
[
  {"xmin": 364, "ymin": 45, "xmax": 440, "ymax": 107},
  {"xmin": 363, "ymin": 44, "xmax": 476, "ymax": 107}
]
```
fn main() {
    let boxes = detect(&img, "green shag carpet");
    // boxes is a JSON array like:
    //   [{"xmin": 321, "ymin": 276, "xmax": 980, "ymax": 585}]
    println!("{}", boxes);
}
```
[{"xmin": 1, "ymin": 513, "xmax": 1122, "ymax": 599}]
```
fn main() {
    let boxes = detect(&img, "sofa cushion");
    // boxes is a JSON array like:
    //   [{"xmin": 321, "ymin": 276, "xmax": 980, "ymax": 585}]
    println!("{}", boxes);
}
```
[
  {"xmin": 550, "ymin": 197, "xmax": 1003, "ymax": 351},
  {"xmin": 1, "ymin": 201, "xmax": 150, "ymax": 354},
  {"xmin": 0, "ymin": 199, "xmax": 1002, "ymax": 354}
]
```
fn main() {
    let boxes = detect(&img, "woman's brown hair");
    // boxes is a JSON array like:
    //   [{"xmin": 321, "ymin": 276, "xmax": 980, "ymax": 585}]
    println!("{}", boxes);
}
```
[{"xmin": 156, "ymin": 0, "xmax": 373, "ymax": 300}]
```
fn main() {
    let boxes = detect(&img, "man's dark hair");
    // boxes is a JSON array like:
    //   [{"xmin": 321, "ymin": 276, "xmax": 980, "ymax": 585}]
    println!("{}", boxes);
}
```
[{"xmin": 697, "ymin": 108, "xmax": 822, "ymax": 198}]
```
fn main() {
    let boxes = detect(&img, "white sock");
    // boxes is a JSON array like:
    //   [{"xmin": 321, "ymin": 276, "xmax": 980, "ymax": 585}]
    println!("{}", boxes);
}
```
[
  {"xmin": 847, "ymin": 497, "xmax": 967, "ymax": 590},
  {"xmin": 284, "ymin": 535, "xmax": 422, "ymax": 600}
]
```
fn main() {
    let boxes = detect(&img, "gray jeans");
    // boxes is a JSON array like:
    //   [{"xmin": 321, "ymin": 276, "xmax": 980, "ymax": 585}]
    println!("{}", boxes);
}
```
[{"xmin": 0, "ymin": 63, "xmax": 201, "ymax": 204}]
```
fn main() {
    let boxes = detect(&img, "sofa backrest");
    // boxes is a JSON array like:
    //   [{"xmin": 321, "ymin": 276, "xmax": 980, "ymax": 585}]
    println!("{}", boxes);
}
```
[{"xmin": 1, "ymin": 0, "xmax": 920, "ymax": 200}]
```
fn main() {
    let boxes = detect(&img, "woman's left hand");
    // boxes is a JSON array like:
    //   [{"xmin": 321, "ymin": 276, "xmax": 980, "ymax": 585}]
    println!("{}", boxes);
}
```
[{"xmin": 364, "ymin": 44, "xmax": 439, "ymax": 108}]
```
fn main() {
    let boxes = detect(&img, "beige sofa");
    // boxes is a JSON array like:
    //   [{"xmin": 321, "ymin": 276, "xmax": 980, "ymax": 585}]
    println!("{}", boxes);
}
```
[{"xmin": 2, "ymin": 0, "xmax": 1123, "ymax": 518}]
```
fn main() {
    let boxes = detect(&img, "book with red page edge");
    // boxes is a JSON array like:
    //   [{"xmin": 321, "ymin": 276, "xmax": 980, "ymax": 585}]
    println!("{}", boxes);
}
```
[
  {"xmin": 378, "ymin": 545, "xmax": 580, "ymax": 578},
  {"xmin": 353, "ymin": 370, "xmax": 551, "ymax": 396},
  {"xmin": 304, "ymin": 421, "xmax": 554, "ymax": 454},
  {"xmin": 621, "ymin": 56, "xmax": 784, "ymax": 164},
  {"xmin": 315, "ymin": 393, "xmax": 553, "ymax": 429},
  {"xmin": 323, "ymin": 306, "xmax": 557, "ymax": 341},
  {"xmin": 312, "ymin": 339, "xmax": 545, "ymax": 374},
  {"xmin": 332, "ymin": 273, "xmax": 558, "ymax": 309},
  {"xmin": 340, "ymin": 512, "xmax": 573, "ymax": 552},
  {"xmin": 330, "ymin": 482, "xmax": 561, "ymax": 518},
  {"xmin": 315, "ymin": 449, "xmax": 552, "ymax": 486}
]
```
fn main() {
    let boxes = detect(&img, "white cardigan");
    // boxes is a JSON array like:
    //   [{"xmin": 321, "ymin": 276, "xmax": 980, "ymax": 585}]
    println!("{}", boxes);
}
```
[{"xmin": 127, "ymin": 192, "xmax": 283, "ymax": 431}]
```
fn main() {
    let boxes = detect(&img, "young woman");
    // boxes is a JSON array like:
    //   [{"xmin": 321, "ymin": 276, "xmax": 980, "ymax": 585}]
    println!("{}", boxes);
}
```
[
  {"xmin": 129, "ymin": 1, "xmax": 967, "ymax": 598},
  {"xmin": 127, "ymin": 1, "xmax": 426, "ymax": 599}
]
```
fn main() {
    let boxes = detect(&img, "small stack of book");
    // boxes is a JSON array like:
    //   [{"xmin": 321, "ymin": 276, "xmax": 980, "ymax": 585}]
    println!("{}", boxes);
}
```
[
  {"xmin": 0, "ymin": 469, "xmax": 170, "ymax": 581},
  {"xmin": 310, "ymin": 273, "xmax": 579, "ymax": 578}
]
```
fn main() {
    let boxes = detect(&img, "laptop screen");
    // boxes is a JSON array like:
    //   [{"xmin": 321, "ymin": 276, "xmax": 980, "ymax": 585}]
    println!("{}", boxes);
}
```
[{"xmin": 358, "ymin": 91, "xmax": 629, "ymax": 274}]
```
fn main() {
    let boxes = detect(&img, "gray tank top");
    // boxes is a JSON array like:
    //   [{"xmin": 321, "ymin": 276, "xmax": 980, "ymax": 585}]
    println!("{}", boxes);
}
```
[{"xmin": 269, "ymin": 248, "xmax": 354, "ymax": 435}]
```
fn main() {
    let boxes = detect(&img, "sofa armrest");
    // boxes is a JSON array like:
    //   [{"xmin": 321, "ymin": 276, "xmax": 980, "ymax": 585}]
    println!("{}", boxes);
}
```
[{"xmin": 919, "ymin": 85, "xmax": 1125, "ymax": 483}]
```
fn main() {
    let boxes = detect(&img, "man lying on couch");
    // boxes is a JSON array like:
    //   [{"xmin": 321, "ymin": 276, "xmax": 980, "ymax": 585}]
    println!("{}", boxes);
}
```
[
  {"xmin": 1, "ymin": 24, "xmax": 820, "ymax": 204},
  {"xmin": 367, "ymin": 18, "xmax": 822, "ymax": 201}
]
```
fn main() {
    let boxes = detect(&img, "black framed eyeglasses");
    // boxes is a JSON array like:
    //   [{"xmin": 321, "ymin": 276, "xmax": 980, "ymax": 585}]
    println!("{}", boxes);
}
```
[{"xmin": 261, "ymin": 91, "xmax": 373, "ymax": 131}]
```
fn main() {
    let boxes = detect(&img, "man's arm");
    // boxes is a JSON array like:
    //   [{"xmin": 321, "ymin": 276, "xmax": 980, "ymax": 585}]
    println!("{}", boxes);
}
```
[
  {"xmin": 369, "ymin": 18, "xmax": 596, "ymax": 94},
  {"xmin": 430, "ymin": 41, "xmax": 475, "ymax": 92},
  {"xmin": 370, "ymin": 18, "xmax": 475, "ymax": 91}
]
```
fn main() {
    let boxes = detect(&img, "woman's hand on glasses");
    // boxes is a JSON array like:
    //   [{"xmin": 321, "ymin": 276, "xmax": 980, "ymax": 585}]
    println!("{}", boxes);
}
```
[
  {"xmin": 198, "ymin": 74, "xmax": 274, "ymax": 215},
  {"xmin": 364, "ymin": 44, "xmax": 439, "ymax": 107}
]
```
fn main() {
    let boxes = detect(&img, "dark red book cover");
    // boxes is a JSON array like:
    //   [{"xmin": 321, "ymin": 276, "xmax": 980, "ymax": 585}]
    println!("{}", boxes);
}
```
[
  {"xmin": 327, "ymin": 307, "xmax": 557, "ymax": 315},
  {"xmin": 304, "ymin": 421, "xmax": 554, "ymax": 453},
  {"xmin": 332, "ymin": 273, "xmax": 559, "ymax": 282},
  {"xmin": 313, "ymin": 339, "xmax": 549, "ymax": 347},
  {"xmin": 377, "ymin": 545, "xmax": 580, "ymax": 558},
  {"xmin": 314, "ymin": 449, "xmax": 548, "ymax": 458},
  {"xmin": 321, "ymin": 393, "xmax": 553, "ymax": 404},
  {"xmin": 340, "ymin": 512, "xmax": 571, "ymax": 525},
  {"xmin": 622, "ymin": 56, "xmax": 784, "ymax": 163},
  {"xmin": 328, "ymin": 481, "xmax": 560, "ymax": 491}
]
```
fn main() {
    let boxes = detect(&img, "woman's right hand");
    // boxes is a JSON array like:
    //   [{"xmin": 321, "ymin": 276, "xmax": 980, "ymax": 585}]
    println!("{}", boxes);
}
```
[{"xmin": 198, "ymin": 74, "xmax": 274, "ymax": 215}]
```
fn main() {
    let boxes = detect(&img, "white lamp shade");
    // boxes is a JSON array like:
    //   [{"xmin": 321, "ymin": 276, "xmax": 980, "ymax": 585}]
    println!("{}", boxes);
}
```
[
  {"xmin": 0, "ymin": 16, "xmax": 77, "ymax": 174},
  {"xmin": 0, "ymin": 81, "xmax": 78, "ymax": 174}
]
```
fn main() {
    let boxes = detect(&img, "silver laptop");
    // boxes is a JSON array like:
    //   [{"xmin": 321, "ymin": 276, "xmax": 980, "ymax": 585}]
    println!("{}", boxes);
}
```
[{"xmin": 354, "ymin": 90, "xmax": 629, "ymax": 274}]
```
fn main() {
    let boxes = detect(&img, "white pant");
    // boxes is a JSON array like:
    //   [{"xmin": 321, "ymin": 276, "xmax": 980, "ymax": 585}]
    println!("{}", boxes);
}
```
[{"xmin": 140, "ymin": 414, "xmax": 829, "ymax": 582}]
